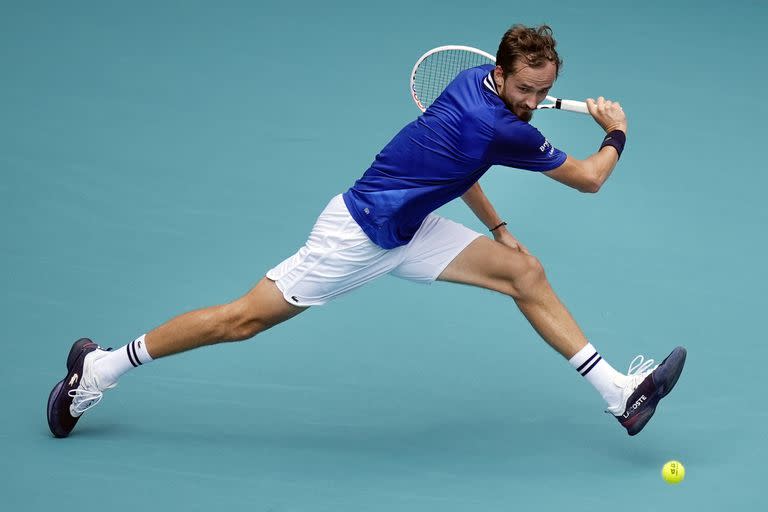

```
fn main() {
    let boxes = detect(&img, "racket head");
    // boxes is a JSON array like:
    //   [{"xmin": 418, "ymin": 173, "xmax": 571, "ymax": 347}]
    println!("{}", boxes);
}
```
[{"xmin": 410, "ymin": 45, "xmax": 495, "ymax": 112}]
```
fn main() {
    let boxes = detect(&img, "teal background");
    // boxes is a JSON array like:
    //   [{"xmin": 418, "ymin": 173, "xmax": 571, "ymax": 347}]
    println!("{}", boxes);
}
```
[{"xmin": 2, "ymin": 0, "xmax": 766, "ymax": 510}]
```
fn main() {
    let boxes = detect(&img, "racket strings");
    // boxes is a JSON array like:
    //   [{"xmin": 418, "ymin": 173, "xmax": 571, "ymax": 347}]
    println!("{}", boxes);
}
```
[{"xmin": 413, "ymin": 49, "xmax": 493, "ymax": 109}]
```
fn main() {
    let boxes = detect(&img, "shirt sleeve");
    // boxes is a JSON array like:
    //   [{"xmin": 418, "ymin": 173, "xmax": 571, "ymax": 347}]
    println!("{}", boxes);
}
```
[{"xmin": 485, "ymin": 107, "xmax": 567, "ymax": 172}]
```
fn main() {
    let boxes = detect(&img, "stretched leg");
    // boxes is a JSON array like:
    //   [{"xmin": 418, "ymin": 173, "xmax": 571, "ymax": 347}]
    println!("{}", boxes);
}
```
[
  {"xmin": 438, "ymin": 236, "xmax": 586, "ymax": 358},
  {"xmin": 146, "ymin": 277, "xmax": 307, "ymax": 358},
  {"xmin": 438, "ymin": 236, "xmax": 687, "ymax": 435},
  {"xmin": 47, "ymin": 277, "xmax": 306, "ymax": 437},
  {"xmin": 93, "ymin": 277, "xmax": 306, "ymax": 387}
]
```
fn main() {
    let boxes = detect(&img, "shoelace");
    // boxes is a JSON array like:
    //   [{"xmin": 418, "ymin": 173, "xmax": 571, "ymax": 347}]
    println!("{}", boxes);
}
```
[
  {"xmin": 623, "ymin": 354, "xmax": 659, "ymax": 392},
  {"xmin": 628, "ymin": 354, "xmax": 658, "ymax": 376},
  {"xmin": 605, "ymin": 354, "xmax": 660, "ymax": 415},
  {"xmin": 67, "ymin": 348, "xmax": 115, "ymax": 416},
  {"xmin": 68, "ymin": 388, "xmax": 103, "ymax": 415}
]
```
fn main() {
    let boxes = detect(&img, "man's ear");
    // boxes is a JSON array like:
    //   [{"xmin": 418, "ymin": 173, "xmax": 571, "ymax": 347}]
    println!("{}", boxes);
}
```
[{"xmin": 493, "ymin": 66, "xmax": 504, "ymax": 89}]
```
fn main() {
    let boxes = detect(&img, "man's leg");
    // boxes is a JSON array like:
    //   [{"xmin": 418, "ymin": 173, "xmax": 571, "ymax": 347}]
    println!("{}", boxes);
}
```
[
  {"xmin": 144, "ymin": 277, "xmax": 306, "ymax": 358},
  {"xmin": 437, "ymin": 236, "xmax": 686, "ymax": 435},
  {"xmin": 47, "ymin": 277, "xmax": 306, "ymax": 437},
  {"xmin": 438, "ymin": 236, "xmax": 586, "ymax": 358}
]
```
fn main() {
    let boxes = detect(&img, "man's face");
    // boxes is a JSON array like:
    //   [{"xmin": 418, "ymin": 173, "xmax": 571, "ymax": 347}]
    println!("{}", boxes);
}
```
[{"xmin": 494, "ymin": 60, "xmax": 557, "ymax": 122}]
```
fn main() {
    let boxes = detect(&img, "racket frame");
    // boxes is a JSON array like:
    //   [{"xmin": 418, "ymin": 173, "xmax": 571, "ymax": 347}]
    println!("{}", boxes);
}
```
[
  {"xmin": 410, "ymin": 45, "xmax": 588, "ymax": 115},
  {"xmin": 410, "ymin": 45, "xmax": 495, "ymax": 112}
]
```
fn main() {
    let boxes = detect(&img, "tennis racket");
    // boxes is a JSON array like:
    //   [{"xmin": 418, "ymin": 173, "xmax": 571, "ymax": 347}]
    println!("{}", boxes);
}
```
[{"xmin": 410, "ymin": 45, "xmax": 589, "ymax": 115}]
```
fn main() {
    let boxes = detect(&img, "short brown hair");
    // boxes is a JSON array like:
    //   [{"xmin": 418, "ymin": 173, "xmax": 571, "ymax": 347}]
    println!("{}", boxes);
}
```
[{"xmin": 496, "ymin": 24, "xmax": 562, "ymax": 77}]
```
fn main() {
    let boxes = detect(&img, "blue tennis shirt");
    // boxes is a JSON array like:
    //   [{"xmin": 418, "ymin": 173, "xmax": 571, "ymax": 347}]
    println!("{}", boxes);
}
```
[{"xmin": 342, "ymin": 64, "xmax": 567, "ymax": 249}]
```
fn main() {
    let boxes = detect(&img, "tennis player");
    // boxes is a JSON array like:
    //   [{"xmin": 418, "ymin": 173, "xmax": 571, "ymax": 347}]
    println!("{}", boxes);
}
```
[{"xmin": 48, "ymin": 24, "xmax": 686, "ymax": 438}]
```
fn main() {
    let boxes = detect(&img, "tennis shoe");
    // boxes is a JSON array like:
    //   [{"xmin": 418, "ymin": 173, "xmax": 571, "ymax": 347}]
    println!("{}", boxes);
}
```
[
  {"xmin": 606, "ymin": 346, "xmax": 687, "ymax": 436},
  {"xmin": 47, "ymin": 338, "xmax": 113, "ymax": 438}
]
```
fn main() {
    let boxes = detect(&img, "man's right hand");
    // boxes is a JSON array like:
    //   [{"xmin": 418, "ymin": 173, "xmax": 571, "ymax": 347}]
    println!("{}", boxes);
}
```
[{"xmin": 586, "ymin": 96, "xmax": 627, "ymax": 134}]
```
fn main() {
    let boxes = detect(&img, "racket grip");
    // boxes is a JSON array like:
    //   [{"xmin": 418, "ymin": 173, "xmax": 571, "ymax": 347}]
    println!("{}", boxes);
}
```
[{"xmin": 559, "ymin": 99, "xmax": 589, "ymax": 114}]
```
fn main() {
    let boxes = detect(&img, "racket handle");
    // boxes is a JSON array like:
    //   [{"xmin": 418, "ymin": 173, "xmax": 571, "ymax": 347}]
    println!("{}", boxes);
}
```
[{"xmin": 558, "ymin": 99, "xmax": 589, "ymax": 114}]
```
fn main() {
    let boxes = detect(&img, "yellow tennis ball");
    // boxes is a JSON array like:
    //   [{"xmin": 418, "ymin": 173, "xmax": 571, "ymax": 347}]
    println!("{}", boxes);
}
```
[{"xmin": 662, "ymin": 460, "xmax": 685, "ymax": 484}]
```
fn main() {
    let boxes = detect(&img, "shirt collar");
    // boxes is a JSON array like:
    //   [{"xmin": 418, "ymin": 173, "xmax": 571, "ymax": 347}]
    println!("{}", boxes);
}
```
[{"xmin": 483, "ymin": 72, "xmax": 499, "ymax": 96}]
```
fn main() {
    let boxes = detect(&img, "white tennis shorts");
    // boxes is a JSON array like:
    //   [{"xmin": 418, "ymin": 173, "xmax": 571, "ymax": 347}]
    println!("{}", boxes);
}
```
[{"xmin": 266, "ymin": 194, "xmax": 482, "ymax": 306}]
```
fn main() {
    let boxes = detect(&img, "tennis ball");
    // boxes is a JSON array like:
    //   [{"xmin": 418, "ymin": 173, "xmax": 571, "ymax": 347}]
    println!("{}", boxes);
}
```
[{"xmin": 661, "ymin": 460, "xmax": 685, "ymax": 484}]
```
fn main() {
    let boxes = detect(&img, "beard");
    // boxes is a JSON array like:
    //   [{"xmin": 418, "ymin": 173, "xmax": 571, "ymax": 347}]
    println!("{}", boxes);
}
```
[
  {"xmin": 514, "ymin": 106, "xmax": 533, "ymax": 122},
  {"xmin": 502, "ymin": 98, "xmax": 534, "ymax": 122}
]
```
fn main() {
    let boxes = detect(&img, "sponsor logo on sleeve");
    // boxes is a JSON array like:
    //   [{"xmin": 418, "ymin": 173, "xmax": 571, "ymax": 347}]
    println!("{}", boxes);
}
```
[{"xmin": 539, "ymin": 139, "xmax": 554, "ymax": 155}]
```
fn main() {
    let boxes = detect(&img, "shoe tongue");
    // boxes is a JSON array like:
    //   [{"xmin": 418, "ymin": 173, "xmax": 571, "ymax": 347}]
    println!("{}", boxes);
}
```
[
  {"xmin": 91, "ymin": 365, "xmax": 116, "ymax": 391},
  {"xmin": 86, "ymin": 352, "xmax": 113, "ymax": 391}
]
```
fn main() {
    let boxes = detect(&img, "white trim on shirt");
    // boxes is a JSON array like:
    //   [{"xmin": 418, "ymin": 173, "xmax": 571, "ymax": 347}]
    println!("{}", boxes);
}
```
[{"xmin": 483, "ymin": 72, "xmax": 499, "ymax": 96}]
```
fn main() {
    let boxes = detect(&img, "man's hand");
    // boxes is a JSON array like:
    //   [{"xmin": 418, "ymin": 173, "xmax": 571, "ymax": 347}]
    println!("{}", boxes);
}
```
[
  {"xmin": 586, "ymin": 96, "xmax": 627, "ymax": 134},
  {"xmin": 493, "ymin": 228, "xmax": 531, "ymax": 255}
]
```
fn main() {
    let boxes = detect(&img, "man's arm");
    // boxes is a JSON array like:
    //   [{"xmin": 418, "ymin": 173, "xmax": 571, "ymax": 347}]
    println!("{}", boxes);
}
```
[
  {"xmin": 462, "ymin": 181, "xmax": 505, "ymax": 231},
  {"xmin": 543, "ymin": 96, "xmax": 627, "ymax": 193},
  {"xmin": 461, "ymin": 181, "xmax": 530, "ymax": 254}
]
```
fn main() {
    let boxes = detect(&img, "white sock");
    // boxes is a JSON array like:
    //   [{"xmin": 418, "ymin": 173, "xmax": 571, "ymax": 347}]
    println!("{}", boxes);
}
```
[
  {"xmin": 93, "ymin": 334, "xmax": 154, "ymax": 388},
  {"xmin": 569, "ymin": 343, "xmax": 626, "ymax": 408}
]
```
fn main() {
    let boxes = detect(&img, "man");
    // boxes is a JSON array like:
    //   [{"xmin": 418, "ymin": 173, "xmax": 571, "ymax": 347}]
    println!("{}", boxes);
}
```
[{"xmin": 48, "ymin": 25, "xmax": 686, "ymax": 438}]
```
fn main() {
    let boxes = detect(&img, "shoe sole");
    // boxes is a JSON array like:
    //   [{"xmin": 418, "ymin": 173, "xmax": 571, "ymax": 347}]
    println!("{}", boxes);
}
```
[
  {"xmin": 47, "ymin": 338, "xmax": 98, "ymax": 438},
  {"xmin": 626, "ymin": 346, "xmax": 687, "ymax": 436}
]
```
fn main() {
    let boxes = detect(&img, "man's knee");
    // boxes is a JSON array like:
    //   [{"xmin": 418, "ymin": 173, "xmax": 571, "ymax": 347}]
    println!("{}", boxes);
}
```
[
  {"xmin": 216, "ymin": 278, "xmax": 306, "ymax": 342},
  {"xmin": 220, "ymin": 300, "xmax": 269, "ymax": 341},
  {"xmin": 503, "ymin": 254, "xmax": 547, "ymax": 299}
]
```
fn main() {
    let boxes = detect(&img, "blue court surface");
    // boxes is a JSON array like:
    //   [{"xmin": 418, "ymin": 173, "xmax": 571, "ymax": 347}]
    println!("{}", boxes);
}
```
[{"xmin": 2, "ymin": 1, "xmax": 766, "ymax": 510}]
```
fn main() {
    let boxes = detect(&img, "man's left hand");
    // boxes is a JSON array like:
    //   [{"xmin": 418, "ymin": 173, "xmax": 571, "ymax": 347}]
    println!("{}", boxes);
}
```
[{"xmin": 493, "ymin": 228, "xmax": 531, "ymax": 255}]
